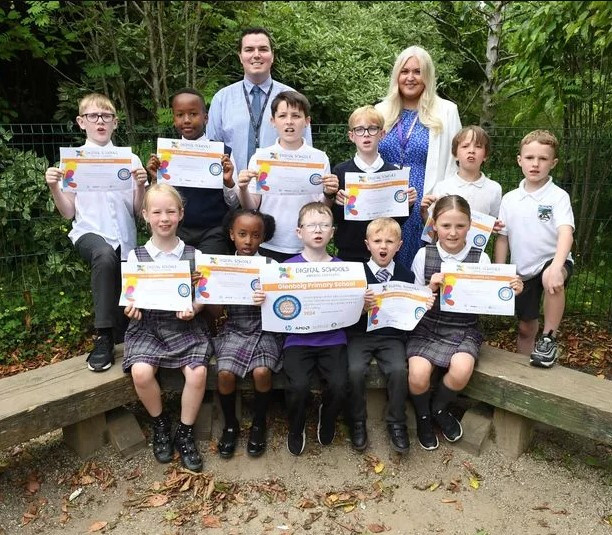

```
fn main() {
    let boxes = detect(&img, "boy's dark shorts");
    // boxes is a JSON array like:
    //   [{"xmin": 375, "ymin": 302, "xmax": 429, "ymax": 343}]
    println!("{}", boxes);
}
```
[{"xmin": 515, "ymin": 259, "xmax": 573, "ymax": 321}]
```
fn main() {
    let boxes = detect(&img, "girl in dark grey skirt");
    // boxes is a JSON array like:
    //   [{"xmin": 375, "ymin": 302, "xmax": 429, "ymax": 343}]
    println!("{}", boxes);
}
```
[
  {"xmin": 407, "ymin": 195, "xmax": 523, "ymax": 451},
  {"xmin": 214, "ymin": 209, "xmax": 283, "ymax": 459},
  {"xmin": 123, "ymin": 184, "xmax": 211, "ymax": 472}
]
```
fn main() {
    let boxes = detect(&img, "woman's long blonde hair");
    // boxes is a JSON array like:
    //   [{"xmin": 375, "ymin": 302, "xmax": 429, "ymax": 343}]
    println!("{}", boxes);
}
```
[{"xmin": 376, "ymin": 46, "xmax": 443, "ymax": 134}]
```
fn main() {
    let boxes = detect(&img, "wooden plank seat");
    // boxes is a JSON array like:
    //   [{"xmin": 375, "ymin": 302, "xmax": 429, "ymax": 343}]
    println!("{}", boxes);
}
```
[{"xmin": 0, "ymin": 343, "xmax": 610, "ymax": 459}]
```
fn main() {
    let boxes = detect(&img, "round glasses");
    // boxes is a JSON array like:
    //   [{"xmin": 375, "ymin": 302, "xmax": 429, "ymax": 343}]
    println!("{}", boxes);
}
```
[
  {"xmin": 81, "ymin": 113, "xmax": 116, "ymax": 123},
  {"xmin": 300, "ymin": 223, "xmax": 333, "ymax": 231},
  {"xmin": 352, "ymin": 126, "xmax": 381, "ymax": 136}
]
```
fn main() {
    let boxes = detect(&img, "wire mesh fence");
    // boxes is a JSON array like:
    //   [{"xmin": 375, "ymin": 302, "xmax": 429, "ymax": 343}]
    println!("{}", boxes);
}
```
[{"xmin": 1, "ymin": 123, "xmax": 610, "ymax": 331}]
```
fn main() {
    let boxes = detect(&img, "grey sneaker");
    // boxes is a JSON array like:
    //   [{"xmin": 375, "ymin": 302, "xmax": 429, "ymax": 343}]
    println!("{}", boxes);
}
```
[{"xmin": 530, "ymin": 331, "xmax": 558, "ymax": 368}]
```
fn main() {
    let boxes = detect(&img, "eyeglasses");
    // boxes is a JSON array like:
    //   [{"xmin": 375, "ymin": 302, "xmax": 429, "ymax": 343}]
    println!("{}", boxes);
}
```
[
  {"xmin": 300, "ymin": 223, "xmax": 333, "ymax": 231},
  {"xmin": 352, "ymin": 126, "xmax": 381, "ymax": 136},
  {"xmin": 81, "ymin": 113, "xmax": 116, "ymax": 123}
]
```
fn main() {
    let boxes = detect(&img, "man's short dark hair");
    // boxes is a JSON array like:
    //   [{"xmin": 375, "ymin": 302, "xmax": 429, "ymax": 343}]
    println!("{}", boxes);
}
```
[
  {"xmin": 170, "ymin": 88, "xmax": 206, "ymax": 111},
  {"xmin": 238, "ymin": 27, "xmax": 273, "ymax": 51}
]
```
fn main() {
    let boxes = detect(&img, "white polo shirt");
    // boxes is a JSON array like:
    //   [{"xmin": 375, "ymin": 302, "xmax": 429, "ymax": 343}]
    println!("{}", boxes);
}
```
[
  {"xmin": 68, "ymin": 140, "xmax": 142, "ymax": 260},
  {"xmin": 248, "ymin": 139, "xmax": 331, "ymax": 254},
  {"xmin": 431, "ymin": 172, "xmax": 502, "ymax": 217},
  {"xmin": 498, "ymin": 177, "xmax": 574, "ymax": 279},
  {"xmin": 411, "ymin": 242, "xmax": 490, "ymax": 285},
  {"xmin": 127, "ymin": 238, "xmax": 185, "ymax": 262}
]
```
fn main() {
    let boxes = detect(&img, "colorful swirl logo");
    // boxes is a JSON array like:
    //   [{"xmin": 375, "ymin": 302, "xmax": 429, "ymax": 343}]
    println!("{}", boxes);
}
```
[
  {"xmin": 257, "ymin": 162, "xmax": 271, "ymax": 191},
  {"xmin": 368, "ymin": 306, "xmax": 380, "ymax": 326},
  {"xmin": 441, "ymin": 275, "xmax": 456, "ymax": 306}
]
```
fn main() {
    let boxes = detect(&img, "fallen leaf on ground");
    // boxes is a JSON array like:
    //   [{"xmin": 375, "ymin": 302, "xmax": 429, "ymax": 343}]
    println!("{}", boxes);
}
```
[
  {"xmin": 125, "ymin": 468, "xmax": 142, "ymax": 480},
  {"xmin": 297, "ymin": 498, "xmax": 317, "ymax": 509},
  {"xmin": 374, "ymin": 462, "xmax": 385, "ymax": 474},
  {"xmin": 368, "ymin": 523, "xmax": 387, "ymax": 533},
  {"xmin": 429, "ymin": 481, "xmax": 441, "ymax": 492},
  {"xmin": 202, "ymin": 514, "xmax": 222, "ymax": 528},
  {"xmin": 441, "ymin": 499, "xmax": 457, "ymax": 503},
  {"xmin": 88, "ymin": 521, "xmax": 107, "ymax": 532},
  {"xmin": 146, "ymin": 494, "xmax": 169, "ymax": 507},
  {"xmin": 469, "ymin": 476, "xmax": 480, "ymax": 489}
]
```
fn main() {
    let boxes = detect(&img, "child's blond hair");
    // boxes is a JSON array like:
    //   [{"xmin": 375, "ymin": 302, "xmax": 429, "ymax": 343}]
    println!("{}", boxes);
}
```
[
  {"xmin": 297, "ymin": 202, "xmax": 333, "ymax": 227},
  {"xmin": 519, "ymin": 129, "xmax": 559, "ymax": 158},
  {"xmin": 78, "ymin": 93, "xmax": 116, "ymax": 115},
  {"xmin": 452, "ymin": 125, "xmax": 490, "ymax": 158},
  {"xmin": 348, "ymin": 105, "xmax": 384, "ymax": 130},
  {"xmin": 142, "ymin": 183, "xmax": 184, "ymax": 214},
  {"xmin": 366, "ymin": 217, "xmax": 401, "ymax": 240}
]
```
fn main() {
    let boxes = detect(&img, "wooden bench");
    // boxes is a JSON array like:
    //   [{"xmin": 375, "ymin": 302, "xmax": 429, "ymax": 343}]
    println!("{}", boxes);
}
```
[{"xmin": 1, "ymin": 343, "xmax": 610, "ymax": 459}]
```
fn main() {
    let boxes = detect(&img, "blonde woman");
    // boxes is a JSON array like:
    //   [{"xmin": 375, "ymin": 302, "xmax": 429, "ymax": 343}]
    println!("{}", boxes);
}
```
[{"xmin": 376, "ymin": 46, "xmax": 461, "ymax": 269}]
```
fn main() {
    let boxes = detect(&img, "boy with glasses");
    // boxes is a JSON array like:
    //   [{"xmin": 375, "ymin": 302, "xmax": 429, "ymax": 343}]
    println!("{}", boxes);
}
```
[
  {"xmin": 44, "ymin": 93, "xmax": 148, "ymax": 371},
  {"xmin": 332, "ymin": 106, "xmax": 416, "ymax": 262}
]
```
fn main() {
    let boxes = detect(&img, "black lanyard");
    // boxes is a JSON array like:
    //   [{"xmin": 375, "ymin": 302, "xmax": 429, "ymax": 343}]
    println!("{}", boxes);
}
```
[{"xmin": 242, "ymin": 82, "xmax": 274, "ymax": 148}]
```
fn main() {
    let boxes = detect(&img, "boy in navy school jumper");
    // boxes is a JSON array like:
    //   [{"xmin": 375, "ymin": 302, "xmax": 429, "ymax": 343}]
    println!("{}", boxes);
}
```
[
  {"xmin": 333, "ymin": 105, "xmax": 417, "ymax": 262},
  {"xmin": 146, "ymin": 88, "xmax": 238, "ymax": 254},
  {"xmin": 347, "ymin": 217, "xmax": 417, "ymax": 453},
  {"xmin": 283, "ymin": 202, "xmax": 350, "ymax": 456}
]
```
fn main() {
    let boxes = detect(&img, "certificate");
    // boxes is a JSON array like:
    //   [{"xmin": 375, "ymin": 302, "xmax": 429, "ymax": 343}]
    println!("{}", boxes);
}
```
[
  {"xmin": 440, "ymin": 262, "xmax": 517, "ymax": 316},
  {"xmin": 60, "ymin": 146, "xmax": 133, "ymax": 192},
  {"xmin": 421, "ymin": 209, "xmax": 496, "ymax": 250},
  {"xmin": 248, "ymin": 148, "xmax": 327, "ymax": 195},
  {"xmin": 367, "ymin": 281, "xmax": 432, "ymax": 332},
  {"xmin": 259, "ymin": 262, "xmax": 367, "ymax": 333},
  {"xmin": 156, "ymin": 138, "xmax": 225, "ymax": 188},
  {"xmin": 119, "ymin": 261, "xmax": 192, "ymax": 312},
  {"xmin": 344, "ymin": 168, "xmax": 410, "ymax": 221},
  {"xmin": 194, "ymin": 253, "xmax": 267, "ymax": 305}
]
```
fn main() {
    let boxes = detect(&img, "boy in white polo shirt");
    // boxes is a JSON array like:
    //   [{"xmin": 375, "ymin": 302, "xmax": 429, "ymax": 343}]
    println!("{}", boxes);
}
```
[
  {"xmin": 45, "ymin": 93, "xmax": 148, "ymax": 372},
  {"xmin": 237, "ymin": 90, "xmax": 338, "ymax": 262},
  {"xmin": 495, "ymin": 130, "xmax": 574, "ymax": 368}
]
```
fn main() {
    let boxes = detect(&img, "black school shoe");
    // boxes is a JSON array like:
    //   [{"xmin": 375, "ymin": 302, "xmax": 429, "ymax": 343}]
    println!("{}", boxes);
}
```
[
  {"xmin": 387, "ymin": 423, "xmax": 410, "ymax": 453},
  {"xmin": 175, "ymin": 425, "xmax": 203, "ymax": 472},
  {"xmin": 86, "ymin": 333, "xmax": 114, "ymax": 372},
  {"xmin": 152, "ymin": 417, "xmax": 173, "ymax": 464},
  {"xmin": 246, "ymin": 424, "xmax": 266, "ymax": 457},
  {"xmin": 349, "ymin": 421, "xmax": 368, "ymax": 451},
  {"xmin": 218, "ymin": 427, "xmax": 239, "ymax": 459},
  {"xmin": 317, "ymin": 404, "xmax": 336, "ymax": 446},
  {"xmin": 433, "ymin": 409, "xmax": 463, "ymax": 442},
  {"xmin": 416, "ymin": 414, "xmax": 439, "ymax": 450}
]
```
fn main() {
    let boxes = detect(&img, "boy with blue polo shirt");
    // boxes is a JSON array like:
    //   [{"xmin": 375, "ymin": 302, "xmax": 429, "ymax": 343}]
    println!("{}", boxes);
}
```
[{"xmin": 495, "ymin": 130, "xmax": 574, "ymax": 368}]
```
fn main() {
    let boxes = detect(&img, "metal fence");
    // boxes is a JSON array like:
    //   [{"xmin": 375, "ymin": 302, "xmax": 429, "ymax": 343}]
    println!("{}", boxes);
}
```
[{"xmin": 1, "ymin": 123, "xmax": 610, "ymax": 327}]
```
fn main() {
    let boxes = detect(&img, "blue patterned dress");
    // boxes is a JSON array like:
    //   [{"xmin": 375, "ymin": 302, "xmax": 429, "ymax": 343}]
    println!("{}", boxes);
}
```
[{"xmin": 379, "ymin": 109, "xmax": 430, "ymax": 270}]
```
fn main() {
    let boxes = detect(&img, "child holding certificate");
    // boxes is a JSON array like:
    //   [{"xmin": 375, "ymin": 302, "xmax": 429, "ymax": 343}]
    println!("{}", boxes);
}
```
[
  {"xmin": 407, "ymin": 195, "xmax": 522, "ymax": 450},
  {"xmin": 123, "ymin": 184, "xmax": 211, "ymax": 473},
  {"xmin": 421, "ymin": 126, "xmax": 502, "ymax": 221},
  {"xmin": 283, "ymin": 202, "xmax": 348, "ymax": 456},
  {"xmin": 495, "ymin": 130, "xmax": 574, "ymax": 368},
  {"xmin": 44, "ymin": 93, "xmax": 148, "ymax": 373},
  {"xmin": 214, "ymin": 208, "xmax": 283, "ymax": 459},
  {"xmin": 146, "ymin": 88, "xmax": 238, "ymax": 254},
  {"xmin": 333, "ymin": 105, "xmax": 416, "ymax": 262},
  {"xmin": 236, "ymin": 91, "xmax": 339, "ymax": 262},
  {"xmin": 347, "ymin": 218, "xmax": 415, "ymax": 453}
]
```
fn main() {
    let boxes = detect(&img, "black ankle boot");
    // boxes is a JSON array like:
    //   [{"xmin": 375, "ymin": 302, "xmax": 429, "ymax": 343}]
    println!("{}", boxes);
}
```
[
  {"xmin": 174, "ymin": 423, "xmax": 202, "ymax": 472},
  {"xmin": 152, "ymin": 413, "xmax": 173, "ymax": 464}
]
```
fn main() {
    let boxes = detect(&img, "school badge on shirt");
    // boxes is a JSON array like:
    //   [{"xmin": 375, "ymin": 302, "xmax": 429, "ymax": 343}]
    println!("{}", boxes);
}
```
[{"xmin": 537, "ymin": 205, "xmax": 553, "ymax": 222}]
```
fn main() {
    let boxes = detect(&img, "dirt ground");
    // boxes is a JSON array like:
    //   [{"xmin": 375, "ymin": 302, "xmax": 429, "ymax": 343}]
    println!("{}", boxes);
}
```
[{"xmin": 0, "ymin": 394, "xmax": 610, "ymax": 535}]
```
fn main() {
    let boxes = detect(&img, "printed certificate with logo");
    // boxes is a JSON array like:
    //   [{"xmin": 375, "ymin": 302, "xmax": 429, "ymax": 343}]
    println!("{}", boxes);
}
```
[
  {"xmin": 421, "ymin": 209, "xmax": 496, "ymax": 250},
  {"xmin": 156, "ymin": 138, "xmax": 225, "ymax": 188},
  {"xmin": 344, "ymin": 168, "xmax": 410, "ymax": 221},
  {"xmin": 60, "ymin": 146, "xmax": 134, "ymax": 192},
  {"xmin": 119, "ymin": 261, "xmax": 192, "ymax": 312},
  {"xmin": 439, "ymin": 262, "xmax": 517, "ymax": 316},
  {"xmin": 367, "ymin": 281, "xmax": 432, "ymax": 332},
  {"xmin": 259, "ymin": 262, "xmax": 367, "ymax": 333},
  {"xmin": 194, "ymin": 253, "xmax": 268, "ymax": 305},
  {"xmin": 248, "ymin": 148, "xmax": 327, "ymax": 195}
]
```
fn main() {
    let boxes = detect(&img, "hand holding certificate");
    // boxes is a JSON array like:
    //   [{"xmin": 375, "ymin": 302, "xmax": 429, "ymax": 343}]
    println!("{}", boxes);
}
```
[
  {"xmin": 440, "ymin": 262, "xmax": 517, "ymax": 316},
  {"xmin": 247, "ymin": 148, "xmax": 327, "ymax": 195},
  {"xmin": 367, "ymin": 281, "xmax": 432, "ymax": 332},
  {"xmin": 60, "ymin": 146, "xmax": 134, "ymax": 192},
  {"xmin": 344, "ymin": 168, "xmax": 410, "ymax": 221},
  {"xmin": 259, "ymin": 262, "xmax": 367, "ymax": 333},
  {"xmin": 119, "ymin": 260, "xmax": 193, "ymax": 312},
  {"xmin": 156, "ymin": 138, "xmax": 225, "ymax": 188},
  {"xmin": 421, "ymin": 209, "xmax": 496, "ymax": 250},
  {"xmin": 194, "ymin": 252, "xmax": 267, "ymax": 305}
]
